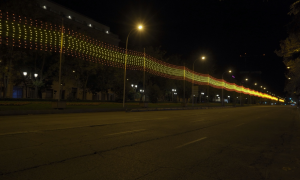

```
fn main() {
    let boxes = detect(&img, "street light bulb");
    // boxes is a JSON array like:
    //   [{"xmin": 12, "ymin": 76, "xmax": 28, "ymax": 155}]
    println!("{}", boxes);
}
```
[
  {"xmin": 255, "ymin": 83, "xmax": 257, "ymax": 85},
  {"xmin": 288, "ymin": 77, "xmax": 291, "ymax": 80},
  {"xmin": 34, "ymin": 73, "xmax": 38, "ymax": 78},
  {"xmin": 229, "ymin": 70, "xmax": 232, "ymax": 73},
  {"xmin": 287, "ymin": 67, "xmax": 290, "ymax": 69},
  {"xmin": 201, "ymin": 56, "xmax": 205, "ymax": 60},
  {"xmin": 23, "ymin": 72, "xmax": 27, "ymax": 76},
  {"xmin": 245, "ymin": 78, "xmax": 248, "ymax": 81},
  {"xmin": 138, "ymin": 25, "xmax": 143, "ymax": 30},
  {"xmin": 131, "ymin": 84, "xmax": 134, "ymax": 87},
  {"xmin": 73, "ymin": 70, "xmax": 75, "ymax": 73},
  {"xmin": 135, "ymin": 85, "xmax": 137, "ymax": 88}
]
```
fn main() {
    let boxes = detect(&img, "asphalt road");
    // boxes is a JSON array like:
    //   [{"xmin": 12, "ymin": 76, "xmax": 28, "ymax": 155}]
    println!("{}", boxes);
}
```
[{"xmin": 0, "ymin": 106, "xmax": 299, "ymax": 180}]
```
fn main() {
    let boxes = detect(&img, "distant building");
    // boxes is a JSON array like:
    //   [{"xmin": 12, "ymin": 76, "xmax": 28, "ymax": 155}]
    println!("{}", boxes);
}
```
[
  {"xmin": 37, "ymin": 0, "xmax": 120, "ymax": 46},
  {"xmin": 3, "ymin": 0, "xmax": 120, "ymax": 101}
]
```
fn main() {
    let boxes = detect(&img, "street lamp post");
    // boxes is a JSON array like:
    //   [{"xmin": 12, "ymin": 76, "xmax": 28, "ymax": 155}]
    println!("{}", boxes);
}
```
[
  {"xmin": 183, "ymin": 63, "xmax": 186, "ymax": 106},
  {"xmin": 143, "ymin": 48, "xmax": 146, "ymax": 107},
  {"xmin": 200, "ymin": 92, "xmax": 204, "ymax": 104},
  {"xmin": 58, "ymin": 18, "xmax": 64, "ymax": 102},
  {"xmin": 192, "ymin": 56, "xmax": 205, "ymax": 106},
  {"xmin": 245, "ymin": 78, "xmax": 249, "ymax": 105},
  {"xmin": 123, "ymin": 25, "xmax": 143, "ymax": 108},
  {"xmin": 238, "ymin": 78, "xmax": 248, "ymax": 106},
  {"xmin": 23, "ymin": 72, "xmax": 28, "ymax": 98},
  {"xmin": 34, "ymin": 73, "xmax": 38, "ymax": 98},
  {"xmin": 221, "ymin": 70, "xmax": 231, "ymax": 106},
  {"xmin": 172, "ymin": 89, "xmax": 176, "ymax": 102}
]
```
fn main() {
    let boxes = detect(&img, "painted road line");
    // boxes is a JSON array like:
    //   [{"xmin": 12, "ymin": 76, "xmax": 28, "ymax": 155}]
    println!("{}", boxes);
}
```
[
  {"xmin": 175, "ymin": 137, "xmax": 207, "ymax": 149},
  {"xmin": 191, "ymin": 119, "xmax": 205, "ymax": 123},
  {"xmin": 235, "ymin": 123, "xmax": 245, "ymax": 127},
  {"xmin": 105, "ymin": 129, "xmax": 146, "ymax": 136}
]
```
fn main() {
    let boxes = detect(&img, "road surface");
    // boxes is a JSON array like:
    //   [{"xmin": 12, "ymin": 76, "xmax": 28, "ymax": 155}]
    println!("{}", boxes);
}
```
[{"xmin": 0, "ymin": 106, "xmax": 299, "ymax": 180}]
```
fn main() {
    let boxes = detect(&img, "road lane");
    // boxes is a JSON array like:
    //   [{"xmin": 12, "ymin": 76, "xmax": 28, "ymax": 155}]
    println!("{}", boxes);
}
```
[{"xmin": 0, "ymin": 106, "xmax": 299, "ymax": 180}]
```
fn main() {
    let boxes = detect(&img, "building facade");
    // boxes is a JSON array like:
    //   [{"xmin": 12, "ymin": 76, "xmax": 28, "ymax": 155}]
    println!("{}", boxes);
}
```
[{"xmin": 1, "ymin": 0, "xmax": 120, "ymax": 101}]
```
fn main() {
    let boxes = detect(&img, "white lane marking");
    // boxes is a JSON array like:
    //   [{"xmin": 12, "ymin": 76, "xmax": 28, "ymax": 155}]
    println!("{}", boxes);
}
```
[
  {"xmin": 156, "ymin": 117, "xmax": 168, "ymax": 120},
  {"xmin": 175, "ymin": 137, "xmax": 207, "ymax": 149},
  {"xmin": 235, "ymin": 123, "xmax": 245, "ymax": 127},
  {"xmin": 191, "ymin": 119, "xmax": 205, "ymax": 123},
  {"xmin": 105, "ymin": 129, "xmax": 146, "ymax": 136}
]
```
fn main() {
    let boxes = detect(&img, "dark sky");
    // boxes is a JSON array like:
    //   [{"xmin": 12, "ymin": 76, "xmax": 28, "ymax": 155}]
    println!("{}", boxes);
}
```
[{"xmin": 51, "ymin": 0, "xmax": 295, "ymax": 97}]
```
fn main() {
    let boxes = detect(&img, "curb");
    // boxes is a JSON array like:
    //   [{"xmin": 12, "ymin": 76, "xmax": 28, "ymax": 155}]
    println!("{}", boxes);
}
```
[{"xmin": 0, "ymin": 105, "xmax": 242, "ymax": 116}]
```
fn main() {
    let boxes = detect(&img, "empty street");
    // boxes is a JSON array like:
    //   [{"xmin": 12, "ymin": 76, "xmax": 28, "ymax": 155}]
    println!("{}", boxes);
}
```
[{"xmin": 0, "ymin": 106, "xmax": 299, "ymax": 180}]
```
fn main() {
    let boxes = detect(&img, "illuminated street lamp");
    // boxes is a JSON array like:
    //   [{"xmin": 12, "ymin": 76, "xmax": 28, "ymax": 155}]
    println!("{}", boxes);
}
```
[
  {"xmin": 287, "ymin": 67, "xmax": 290, "ymax": 69},
  {"xmin": 23, "ymin": 72, "xmax": 28, "ymax": 98},
  {"xmin": 123, "ymin": 25, "xmax": 143, "ymax": 108},
  {"xmin": 192, "ymin": 56, "xmax": 205, "ymax": 106},
  {"xmin": 34, "ymin": 73, "xmax": 38, "ymax": 98},
  {"xmin": 199, "ymin": 92, "xmax": 204, "ymax": 103},
  {"xmin": 172, "ymin": 89, "xmax": 177, "ymax": 102},
  {"xmin": 221, "ymin": 70, "xmax": 231, "ymax": 106}
]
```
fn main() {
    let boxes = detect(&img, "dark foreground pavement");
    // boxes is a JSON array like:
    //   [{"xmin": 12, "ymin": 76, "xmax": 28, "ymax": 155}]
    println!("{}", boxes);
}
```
[{"xmin": 0, "ymin": 106, "xmax": 299, "ymax": 180}]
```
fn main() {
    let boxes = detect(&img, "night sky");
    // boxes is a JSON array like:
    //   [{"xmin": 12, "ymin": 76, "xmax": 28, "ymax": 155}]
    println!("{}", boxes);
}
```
[{"xmin": 51, "ymin": 0, "xmax": 295, "ymax": 97}]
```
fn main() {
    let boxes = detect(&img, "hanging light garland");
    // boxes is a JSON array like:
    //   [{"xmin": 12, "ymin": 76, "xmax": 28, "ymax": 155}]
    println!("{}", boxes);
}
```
[{"xmin": 0, "ymin": 11, "xmax": 283, "ymax": 102}]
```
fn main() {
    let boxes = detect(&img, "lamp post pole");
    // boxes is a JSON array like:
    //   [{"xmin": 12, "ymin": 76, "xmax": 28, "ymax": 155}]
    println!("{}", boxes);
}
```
[
  {"xmin": 23, "ymin": 72, "xmax": 28, "ymax": 98},
  {"xmin": 183, "ymin": 63, "xmax": 185, "ymax": 105},
  {"xmin": 192, "ymin": 56, "xmax": 205, "ymax": 106},
  {"xmin": 221, "ymin": 70, "xmax": 231, "ymax": 106},
  {"xmin": 143, "ymin": 48, "xmax": 146, "ymax": 106},
  {"xmin": 240, "ymin": 83, "xmax": 242, "ymax": 106},
  {"xmin": 58, "ymin": 18, "xmax": 64, "ymax": 102},
  {"xmin": 34, "ymin": 73, "xmax": 38, "ymax": 98},
  {"xmin": 123, "ymin": 25, "xmax": 143, "ymax": 108}
]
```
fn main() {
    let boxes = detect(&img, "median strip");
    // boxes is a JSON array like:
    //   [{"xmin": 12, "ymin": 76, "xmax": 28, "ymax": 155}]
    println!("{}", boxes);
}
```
[
  {"xmin": 105, "ymin": 129, "xmax": 146, "ymax": 136},
  {"xmin": 175, "ymin": 137, "xmax": 207, "ymax": 149}
]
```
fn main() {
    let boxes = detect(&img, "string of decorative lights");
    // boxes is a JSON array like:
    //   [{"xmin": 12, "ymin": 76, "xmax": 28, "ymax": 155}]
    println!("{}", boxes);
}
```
[{"xmin": 0, "ymin": 11, "xmax": 283, "ymax": 102}]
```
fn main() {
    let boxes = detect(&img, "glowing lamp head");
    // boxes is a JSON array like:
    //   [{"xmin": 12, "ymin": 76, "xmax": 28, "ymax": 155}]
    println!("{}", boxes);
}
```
[
  {"xmin": 23, "ymin": 72, "xmax": 27, "ymax": 76},
  {"xmin": 229, "ymin": 70, "xmax": 232, "ymax": 73},
  {"xmin": 245, "ymin": 78, "xmax": 248, "ymax": 81},
  {"xmin": 255, "ymin": 83, "xmax": 257, "ymax": 85},
  {"xmin": 288, "ymin": 77, "xmax": 291, "ymax": 80},
  {"xmin": 34, "ymin": 73, "xmax": 38, "ymax": 78},
  {"xmin": 287, "ymin": 67, "xmax": 290, "ymax": 69},
  {"xmin": 138, "ymin": 25, "xmax": 143, "ymax": 30},
  {"xmin": 201, "ymin": 56, "xmax": 205, "ymax": 60}
]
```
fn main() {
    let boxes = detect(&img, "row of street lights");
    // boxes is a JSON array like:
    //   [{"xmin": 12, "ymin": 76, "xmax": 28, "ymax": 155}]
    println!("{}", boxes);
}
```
[
  {"xmin": 23, "ymin": 72, "xmax": 38, "ymax": 98},
  {"xmin": 121, "ymin": 24, "xmax": 281, "ymax": 107}
]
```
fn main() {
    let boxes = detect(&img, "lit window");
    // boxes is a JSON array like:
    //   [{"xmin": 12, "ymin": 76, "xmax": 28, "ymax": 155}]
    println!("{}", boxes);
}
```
[
  {"xmin": 88, "ymin": 24, "xmax": 92, "ymax": 27},
  {"xmin": 67, "ymin": 16, "xmax": 72, "ymax": 19},
  {"xmin": 42, "ymin": 5, "xmax": 47, "ymax": 9},
  {"xmin": 106, "ymin": 31, "xmax": 109, "ymax": 34}
]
